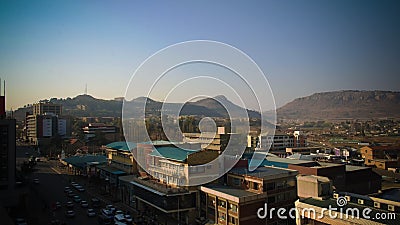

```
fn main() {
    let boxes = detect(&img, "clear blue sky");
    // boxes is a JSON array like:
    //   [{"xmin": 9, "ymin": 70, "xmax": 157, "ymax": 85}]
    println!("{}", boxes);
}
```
[{"xmin": 1, "ymin": 0, "xmax": 399, "ymax": 110}]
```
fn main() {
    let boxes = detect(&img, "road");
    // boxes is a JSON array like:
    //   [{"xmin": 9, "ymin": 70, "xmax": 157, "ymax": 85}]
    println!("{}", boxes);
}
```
[{"xmin": 16, "ymin": 146, "xmax": 101, "ymax": 225}]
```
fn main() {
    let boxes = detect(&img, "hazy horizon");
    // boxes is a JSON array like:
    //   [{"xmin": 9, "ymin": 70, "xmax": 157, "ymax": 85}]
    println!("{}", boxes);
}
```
[{"xmin": 1, "ymin": 1, "xmax": 399, "ymax": 110}]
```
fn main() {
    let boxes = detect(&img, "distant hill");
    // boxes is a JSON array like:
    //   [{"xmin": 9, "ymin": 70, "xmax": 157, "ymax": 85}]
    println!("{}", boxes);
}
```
[
  {"xmin": 14, "ymin": 94, "xmax": 260, "ymax": 120},
  {"xmin": 277, "ymin": 90, "xmax": 400, "ymax": 121}
]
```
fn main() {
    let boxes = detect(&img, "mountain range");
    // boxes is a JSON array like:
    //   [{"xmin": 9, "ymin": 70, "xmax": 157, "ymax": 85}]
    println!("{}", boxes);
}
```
[
  {"xmin": 277, "ymin": 90, "xmax": 400, "ymax": 121},
  {"xmin": 13, "ymin": 90, "xmax": 400, "ymax": 122}
]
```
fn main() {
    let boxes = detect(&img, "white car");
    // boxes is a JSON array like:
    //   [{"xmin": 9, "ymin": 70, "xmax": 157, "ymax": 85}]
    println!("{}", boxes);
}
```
[
  {"xmin": 80, "ymin": 200, "xmax": 89, "ymax": 208},
  {"xmin": 87, "ymin": 208, "xmax": 96, "ymax": 217}
]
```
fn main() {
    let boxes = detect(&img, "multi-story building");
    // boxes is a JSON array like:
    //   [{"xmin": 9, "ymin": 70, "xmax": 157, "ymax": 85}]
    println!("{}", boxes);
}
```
[
  {"xmin": 200, "ymin": 166, "xmax": 298, "ymax": 225},
  {"xmin": 32, "ymin": 102, "xmax": 62, "ymax": 116},
  {"xmin": 249, "ymin": 131, "xmax": 307, "ymax": 154},
  {"xmin": 295, "ymin": 177, "xmax": 400, "ymax": 225},
  {"xmin": 0, "ymin": 119, "xmax": 15, "ymax": 192},
  {"xmin": 257, "ymin": 156, "xmax": 381, "ymax": 195},
  {"xmin": 360, "ymin": 146, "xmax": 400, "ymax": 169},
  {"xmin": 82, "ymin": 123, "xmax": 118, "ymax": 140},
  {"xmin": 25, "ymin": 113, "xmax": 70, "ymax": 144}
]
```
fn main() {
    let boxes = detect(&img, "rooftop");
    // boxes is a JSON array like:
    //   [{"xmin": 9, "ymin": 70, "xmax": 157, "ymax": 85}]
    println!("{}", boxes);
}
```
[
  {"xmin": 299, "ymin": 197, "xmax": 400, "ymax": 225},
  {"xmin": 229, "ymin": 166, "xmax": 298, "ymax": 180},
  {"xmin": 151, "ymin": 146, "xmax": 199, "ymax": 162},
  {"xmin": 105, "ymin": 141, "xmax": 137, "ymax": 151},
  {"xmin": 373, "ymin": 188, "xmax": 400, "ymax": 202},
  {"xmin": 63, "ymin": 154, "xmax": 107, "ymax": 169}
]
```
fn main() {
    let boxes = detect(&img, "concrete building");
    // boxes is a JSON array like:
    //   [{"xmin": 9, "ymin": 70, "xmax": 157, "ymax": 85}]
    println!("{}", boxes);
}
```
[
  {"xmin": 0, "ymin": 119, "xmax": 16, "ymax": 192},
  {"xmin": 25, "ymin": 113, "xmax": 70, "ymax": 144},
  {"xmin": 295, "ymin": 179, "xmax": 400, "ymax": 225},
  {"xmin": 249, "ymin": 131, "xmax": 307, "ymax": 154},
  {"xmin": 360, "ymin": 146, "xmax": 400, "ymax": 170},
  {"xmin": 255, "ymin": 156, "xmax": 381, "ymax": 195},
  {"xmin": 32, "ymin": 102, "xmax": 62, "ymax": 116},
  {"xmin": 200, "ymin": 166, "xmax": 298, "ymax": 225}
]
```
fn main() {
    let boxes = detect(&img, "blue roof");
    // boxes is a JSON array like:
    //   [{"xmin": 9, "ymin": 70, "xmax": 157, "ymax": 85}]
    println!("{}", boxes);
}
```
[
  {"xmin": 63, "ymin": 155, "xmax": 107, "ymax": 169},
  {"xmin": 106, "ymin": 141, "xmax": 136, "ymax": 151},
  {"xmin": 151, "ymin": 146, "xmax": 199, "ymax": 162}
]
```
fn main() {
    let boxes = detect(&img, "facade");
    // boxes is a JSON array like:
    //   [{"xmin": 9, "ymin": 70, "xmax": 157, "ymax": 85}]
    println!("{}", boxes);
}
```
[
  {"xmin": 249, "ymin": 131, "xmax": 307, "ymax": 153},
  {"xmin": 82, "ymin": 123, "xmax": 118, "ymax": 140},
  {"xmin": 200, "ymin": 166, "xmax": 298, "ymax": 225},
  {"xmin": 26, "ymin": 113, "xmax": 70, "ymax": 144},
  {"xmin": 295, "ymin": 180, "xmax": 400, "ymax": 225},
  {"xmin": 32, "ymin": 102, "xmax": 62, "ymax": 116},
  {"xmin": 360, "ymin": 146, "xmax": 400, "ymax": 169},
  {"xmin": 0, "ymin": 119, "xmax": 16, "ymax": 192}
]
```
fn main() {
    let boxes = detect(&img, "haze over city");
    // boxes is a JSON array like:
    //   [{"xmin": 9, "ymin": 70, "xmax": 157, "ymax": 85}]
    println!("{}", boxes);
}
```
[{"xmin": 1, "ymin": 0, "xmax": 399, "ymax": 110}]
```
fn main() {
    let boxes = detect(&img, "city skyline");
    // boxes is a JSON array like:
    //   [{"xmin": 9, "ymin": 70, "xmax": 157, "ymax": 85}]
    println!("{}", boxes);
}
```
[{"xmin": 1, "ymin": 0, "xmax": 399, "ymax": 110}]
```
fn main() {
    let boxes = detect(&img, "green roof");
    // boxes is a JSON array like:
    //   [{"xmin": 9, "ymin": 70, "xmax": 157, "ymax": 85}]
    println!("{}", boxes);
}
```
[
  {"xmin": 63, "ymin": 155, "xmax": 107, "ymax": 169},
  {"xmin": 106, "ymin": 141, "xmax": 136, "ymax": 151},
  {"xmin": 150, "ymin": 146, "xmax": 199, "ymax": 162}
]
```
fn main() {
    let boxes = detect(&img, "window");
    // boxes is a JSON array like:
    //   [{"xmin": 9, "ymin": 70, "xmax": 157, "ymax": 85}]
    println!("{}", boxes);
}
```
[
  {"xmin": 374, "ymin": 202, "xmax": 380, "ymax": 208},
  {"xmin": 345, "ymin": 196, "xmax": 351, "ymax": 202},
  {"xmin": 358, "ymin": 199, "xmax": 364, "ymax": 205},
  {"xmin": 229, "ymin": 203, "xmax": 238, "ymax": 213},
  {"xmin": 218, "ymin": 199, "xmax": 226, "ymax": 208},
  {"xmin": 218, "ymin": 212, "xmax": 226, "ymax": 221},
  {"xmin": 229, "ymin": 216, "xmax": 238, "ymax": 224},
  {"xmin": 388, "ymin": 205, "xmax": 395, "ymax": 212},
  {"xmin": 252, "ymin": 182, "xmax": 259, "ymax": 190}
]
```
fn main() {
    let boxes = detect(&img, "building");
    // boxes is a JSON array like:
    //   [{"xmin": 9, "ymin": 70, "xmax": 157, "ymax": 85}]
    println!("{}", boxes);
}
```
[
  {"xmin": 25, "ymin": 113, "xmax": 70, "ymax": 144},
  {"xmin": 295, "ymin": 179, "xmax": 400, "ymax": 225},
  {"xmin": 249, "ymin": 131, "xmax": 307, "ymax": 154},
  {"xmin": 200, "ymin": 166, "xmax": 299, "ymax": 225},
  {"xmin": 360, "ymin": 146, "xmax": 400, "ymax": 169},
  {"xmin": 0, "ymin": 119, "xmax": 16, "ymax": 192},
  {"xmin": 82, "ymin": 123, "xmax": 118, "ymax": 140},
  {"xmin": 32, "ymin": 102, "xmax": 62, "ymax": 116},
  {"xmin": 254, "ymin": 156, "xmax": 381, "ymax": 195}
]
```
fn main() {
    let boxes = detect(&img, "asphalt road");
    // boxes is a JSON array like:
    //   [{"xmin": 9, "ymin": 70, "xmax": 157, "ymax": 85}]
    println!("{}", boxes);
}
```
[{"xmin": 16, "ymin": 146, "xmax": 101, "ymax": 225}]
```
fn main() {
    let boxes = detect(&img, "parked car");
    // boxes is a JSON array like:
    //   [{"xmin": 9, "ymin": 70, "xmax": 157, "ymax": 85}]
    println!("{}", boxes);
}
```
[
  {"xmin": 87, "ymin": 208, "xmax": 96, "ymax": 217},
  {"xmin": 81, "ymin": 200, "xmax": 89, "ymax": 208},
  {"xmin": 65, "ymin": 210, "xmax": 75, "ymax": 218},
  {"xmin": 73, "ymin": 195, "xmax": 81, "ymax": 203},
  {"xmin": 124, "ymin": 214, "xmax": 133, "ymax": 223},
  {"xmin": 15, "ymin": 218, "xmax": 28, "ymax": 225},
  {"xmin": 66, "ymin": 201, "xmax": 74, "ymax": 209},
  {"xmin": 101, "ymin": 209, "xmax": 114, "ymax": 219},
  {"xmin": 105, "ymin": 204, "xmax": 116, "ymax": 214}
]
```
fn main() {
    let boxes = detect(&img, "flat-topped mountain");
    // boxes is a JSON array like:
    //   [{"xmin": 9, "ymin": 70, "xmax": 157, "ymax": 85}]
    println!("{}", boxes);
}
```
[{"xmin": 277, "ymin": 90, "xmax": 400, "ymax": 121}]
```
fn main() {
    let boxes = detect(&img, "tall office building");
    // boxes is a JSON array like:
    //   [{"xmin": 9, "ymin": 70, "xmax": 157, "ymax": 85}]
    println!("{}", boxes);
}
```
[{"xmin": 32, "ymin": 102, "xmax": 62, "ymax": 116}]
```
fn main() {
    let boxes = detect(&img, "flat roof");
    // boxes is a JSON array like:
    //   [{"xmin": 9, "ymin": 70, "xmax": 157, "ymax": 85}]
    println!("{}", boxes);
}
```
[
  {"xmin": 345, "ymin": 165, "xmax": 370, "ymax": 172},
  {"xmin": 63, "ymin": 155, "xmax": 107, "ymax": 169},
  {"xmin": 201, "ymin": 184, "xmax": 257, "ymax": 198},
  {"xmin": 373, "ymin": 188, "xmax": 400, "ymax": 202},
  {"xmin": 97, "ymin": 165, "xmax": 127, "ymax": 175},
  {"xmin": 299, "ymin": 197, "xmax": 400, "ymax": 225},
  {"xmin": 229, "ymin": 166, "xmax": 297, "ymax": 180}
]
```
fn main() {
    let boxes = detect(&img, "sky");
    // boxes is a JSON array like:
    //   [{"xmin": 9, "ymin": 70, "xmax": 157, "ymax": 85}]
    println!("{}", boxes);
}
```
[{"xmin": 0, "ymin": 0, "xmax": 399, "ymax": 111}]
